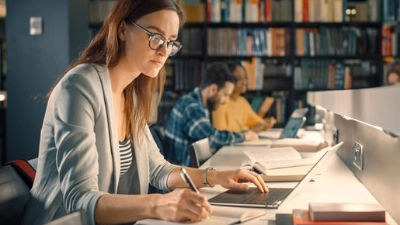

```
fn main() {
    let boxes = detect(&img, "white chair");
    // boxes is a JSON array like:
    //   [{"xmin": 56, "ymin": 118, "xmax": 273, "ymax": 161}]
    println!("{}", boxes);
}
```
[{"xmin": 188, "ymin": 138, "xmax": 212, "ymax": 168}]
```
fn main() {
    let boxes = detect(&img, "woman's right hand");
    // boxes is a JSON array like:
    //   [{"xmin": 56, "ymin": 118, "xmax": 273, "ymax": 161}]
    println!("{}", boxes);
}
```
[
  {"xmin": 263, "ymin": 117, "xmax": 277, "ymax": 130},
  {"xmin": 153, "ymin": 189, "xmax": 211, "ymax": 222}
]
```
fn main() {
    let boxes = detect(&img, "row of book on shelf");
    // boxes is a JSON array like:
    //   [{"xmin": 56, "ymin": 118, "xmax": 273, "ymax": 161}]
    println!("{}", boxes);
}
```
[
  {"xmin": 178, "ymin": 0, "xmax": 292, "ymax": 23},
  {"xmin": 295, "ymin": 0, "xmax": 380, "ymax": 23},
  {"xmin": 166, "ymin": 58, "xmax": 292, "ymax": 91},
  {"xmin": 177, "ymin": 0, "xmax": 380, "ymax": 23},
  {"xmin": 179, "ymin": 26, "xmax": 380, "ymax": 57},
  {"xmin": 166, "ymin": 58, "xmax": 380, "ymax": 92},
  {"xmin": 294, "ymin": 59, "xmax": 380, "ymax": 90},
  {"xmin": 87, "ymin": 0, "xmax": 385, "ymax": 24},
  {"xmin": 206, "ymin": 27, "xmax": 289, "ymax": 57},
  {"xmin": 164, "ymin": 59, "xmax": 203, "ymax": 91},
  {"xmin": 295, "ymin": 27, "xmax": 379, "ymax": 57},
  {"xmin": 380, "ymin": 24, "xmax": 400, "ymax": 57},
  {"xmin": 239, "ymin": 57, "xmax": 379, "ymax": 91}
]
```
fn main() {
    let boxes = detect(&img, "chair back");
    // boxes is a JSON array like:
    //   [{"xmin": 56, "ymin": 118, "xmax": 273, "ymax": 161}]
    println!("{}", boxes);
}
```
[
  {"xmin": 189, "ymin": 138, "xmax": 212, "ymax": 168},
  {"xmin": 0, "ymin": 159, "xmax": 36, "ymax": 225},
  {"xmin": 44, "ymin": 210, "xmax": 88, "ymax": 225},
  {"xmin": 149, "ymin": 124, "xmax": 165, "ymax": 155}
]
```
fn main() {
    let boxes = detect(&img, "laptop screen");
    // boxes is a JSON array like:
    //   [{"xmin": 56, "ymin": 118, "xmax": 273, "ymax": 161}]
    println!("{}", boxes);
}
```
[{"xmin": 280, "ymin": 117, "xmax": 306, "ymax": 138}]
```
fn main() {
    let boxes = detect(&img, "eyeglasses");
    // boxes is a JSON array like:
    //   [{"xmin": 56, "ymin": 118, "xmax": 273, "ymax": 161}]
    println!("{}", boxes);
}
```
[{"xmin": 131, "ymin": 22, "xmax": 182, "ymax": 56}]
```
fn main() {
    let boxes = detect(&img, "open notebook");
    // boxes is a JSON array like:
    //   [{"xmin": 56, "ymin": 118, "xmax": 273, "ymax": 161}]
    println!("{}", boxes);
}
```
[
  {"xmin": 208, "ymin": 142, "xmax": 344, "ymax": 208},
  {"xmin": 136, "ymin": 205, "xmax": 266, "ymax": 225}
]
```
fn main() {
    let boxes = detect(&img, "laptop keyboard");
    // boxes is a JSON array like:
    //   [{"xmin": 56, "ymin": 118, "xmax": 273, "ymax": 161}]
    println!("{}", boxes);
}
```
[
  {"xmin": 237, "ymin": 188, "xmax": 292, "ymax": 206},
  {"xmin": 209, "ymin": 187, "xmax": 293, "ymax": 209}
]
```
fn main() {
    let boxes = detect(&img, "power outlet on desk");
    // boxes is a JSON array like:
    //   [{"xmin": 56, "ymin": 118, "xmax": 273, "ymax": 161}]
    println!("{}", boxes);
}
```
[
  {"xmin": 332, "ymin": 128, "xmax": 339, "ymax": 144},
  {"xmin": 353, "ymin": 141, "xmax": 363, "ymax": 171}
]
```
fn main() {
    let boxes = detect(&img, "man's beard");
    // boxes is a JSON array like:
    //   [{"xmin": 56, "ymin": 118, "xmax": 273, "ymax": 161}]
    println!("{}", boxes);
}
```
[{"xmin": 206, "ymin": 95, "xmax": 219, "ymax": 111}]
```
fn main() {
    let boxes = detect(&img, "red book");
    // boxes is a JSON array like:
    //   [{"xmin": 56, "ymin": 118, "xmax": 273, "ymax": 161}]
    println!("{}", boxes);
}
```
[
  {"xmin": 206, "ymin": 0, "xmax": 212, "ymax": 22},
  {"xmin": 264, "ymin": 0, "xmax": 271, "ymax": 22},
  {"xmin": 309, "ymin": 202, "xmax": 386, "ymax": 222},
  {"xmin": 302, "ymin": 0, "xmax": 309, "ymax": 22},
  {"xmin": 293, "ymin": 209, "xmax": 388, "ymax": 225}
]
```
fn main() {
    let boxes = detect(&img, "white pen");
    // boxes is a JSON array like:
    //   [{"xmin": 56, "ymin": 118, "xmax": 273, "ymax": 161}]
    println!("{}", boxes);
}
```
[{"xmin": 180, "ymin": 167, "xmax": 200, "ymax": 193}]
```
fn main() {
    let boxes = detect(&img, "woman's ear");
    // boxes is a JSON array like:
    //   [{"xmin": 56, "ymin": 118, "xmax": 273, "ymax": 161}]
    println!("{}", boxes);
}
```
[{"xmin": 118, "ymin": 22, "xmax": 126, "ymax": 41}]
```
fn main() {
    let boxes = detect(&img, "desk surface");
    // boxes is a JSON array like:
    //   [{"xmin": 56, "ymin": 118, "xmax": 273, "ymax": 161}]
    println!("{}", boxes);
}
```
[{"xmin": 199, "ymin": 141, "xmax": 397, "ymax": 225}]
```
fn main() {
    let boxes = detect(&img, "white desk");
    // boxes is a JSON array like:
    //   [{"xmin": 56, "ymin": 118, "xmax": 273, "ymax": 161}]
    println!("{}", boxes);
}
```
[{"xmin": 199, "ymin": 142, "xmax": 398, "ymax": 225}]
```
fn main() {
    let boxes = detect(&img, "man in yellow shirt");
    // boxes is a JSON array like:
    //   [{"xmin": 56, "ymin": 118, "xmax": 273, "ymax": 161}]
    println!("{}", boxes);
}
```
[{"xmin": 212, "ymin": 61, "xmax": 276, "ymax": 132}]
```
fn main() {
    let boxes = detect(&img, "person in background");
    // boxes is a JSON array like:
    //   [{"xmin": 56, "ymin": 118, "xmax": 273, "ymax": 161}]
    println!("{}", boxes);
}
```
[
  {"xmin": 21, "ymin": 1, "xmax": 268, "ymax": 225},
  {"xmin": 164, "ymin": 62, "xmax": 259, "ymax": 166},
  {"xmin": 212, "ymin": 61, "xmax": 277, "ymax": 132},
  {"xmin": 386, "ymin": 68, "xmax": 400, "ymax": 86}
]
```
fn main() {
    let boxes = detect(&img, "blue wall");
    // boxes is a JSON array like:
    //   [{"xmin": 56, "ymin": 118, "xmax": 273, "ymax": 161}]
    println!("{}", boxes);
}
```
[{"xmin": 5, "ymin": 0, "xmax": 89, "ymax": 162}]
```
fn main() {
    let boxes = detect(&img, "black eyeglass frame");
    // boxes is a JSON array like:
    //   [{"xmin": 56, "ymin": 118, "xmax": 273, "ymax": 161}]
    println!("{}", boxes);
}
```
[{"xmin": 130, "ymin": 22, "xmax": 182, "ymax": 56}]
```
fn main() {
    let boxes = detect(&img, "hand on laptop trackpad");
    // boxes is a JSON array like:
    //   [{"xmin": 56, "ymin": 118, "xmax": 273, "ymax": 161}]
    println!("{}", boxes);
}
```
[{"xmin": 296, "ymin": 130, "xmax": 304, "ymax": 138}]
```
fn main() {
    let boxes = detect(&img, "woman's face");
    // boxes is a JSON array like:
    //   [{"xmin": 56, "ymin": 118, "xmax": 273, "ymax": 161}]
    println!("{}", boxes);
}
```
[
  {"xmin": 122, "ymin": 9, "xmax": 180, "ymax": 78},
  {"xmin": 233, "ymin": 66, "xmax": 248, "ymax": 95},
  {"xmin": 387, "ymin": 72, "xmax": 400, "ymax": 86}
]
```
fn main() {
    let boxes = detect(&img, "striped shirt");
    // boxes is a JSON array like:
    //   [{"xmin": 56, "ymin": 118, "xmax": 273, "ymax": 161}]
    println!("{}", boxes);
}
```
[{"xmin": 119, "ymin": 139, "xmax": 132, "ymax": 176}]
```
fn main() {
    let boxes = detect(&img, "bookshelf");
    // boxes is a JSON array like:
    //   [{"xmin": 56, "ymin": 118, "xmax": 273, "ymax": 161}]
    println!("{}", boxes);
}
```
[{"xmin": 88, "ymin": 0, "xmax": 385, "ymax": 127}]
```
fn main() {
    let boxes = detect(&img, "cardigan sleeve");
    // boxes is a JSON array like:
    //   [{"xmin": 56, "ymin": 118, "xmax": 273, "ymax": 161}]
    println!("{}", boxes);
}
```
[
  {"xmin": 144, "ymin": 125, "xmax": 177, "ymax": 191},
  {"xmin": 51, "ymin": 68, "xmax": 108, "ymax": 225}
]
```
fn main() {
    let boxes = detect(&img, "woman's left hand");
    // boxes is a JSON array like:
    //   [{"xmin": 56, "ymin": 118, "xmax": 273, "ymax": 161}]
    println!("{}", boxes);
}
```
[{"xmin": 207, "ymin": 169, "xmax": 268, "ymax": 193}]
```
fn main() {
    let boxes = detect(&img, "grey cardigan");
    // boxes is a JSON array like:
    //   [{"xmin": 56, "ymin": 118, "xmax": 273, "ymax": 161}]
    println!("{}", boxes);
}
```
[{"xmin": 22, "ymin": 64, "xmax": 176, "ymax": 225}]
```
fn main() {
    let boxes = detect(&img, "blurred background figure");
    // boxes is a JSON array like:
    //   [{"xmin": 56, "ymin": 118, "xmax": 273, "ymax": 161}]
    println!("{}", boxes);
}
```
[
  {"xmin": 212, "ymin": 61, "xmax": 276, "ymax": 133},
  {"xmin": 386, "ymin": 68, "xmax": 400, "ymax": 86}
]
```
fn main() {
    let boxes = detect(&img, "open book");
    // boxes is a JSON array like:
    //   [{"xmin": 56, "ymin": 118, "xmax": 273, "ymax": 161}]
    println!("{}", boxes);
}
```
[
  {"xmin": 243, "ymin": 147, "xmax": 318, "ymax": 182},
  {"xmin": 136, "ymin": 206, "xmax": 265, "ymax": 225},
  {"xmin": 271, "ymin": 138, "xmax": 328, "ymax": 152}
]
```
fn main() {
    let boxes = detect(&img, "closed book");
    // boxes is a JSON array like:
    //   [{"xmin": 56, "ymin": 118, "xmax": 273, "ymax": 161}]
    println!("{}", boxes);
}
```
[
  {"xmin": 293, "ymin": 209, "xmax": 388, "ymax": 225},
  {"xmin": 309, "ymin": 202, "xmax": 386, "ymax": 222}
]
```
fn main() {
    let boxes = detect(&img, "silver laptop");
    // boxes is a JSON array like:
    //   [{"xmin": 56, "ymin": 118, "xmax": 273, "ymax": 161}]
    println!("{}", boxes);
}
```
[
  {"xmin": 208, "ymin": 142, "xmax": 344, "ymax": 208},
  {"xmin": 259, "ymin": 108, "xmax": 309, "ymax": 139}
]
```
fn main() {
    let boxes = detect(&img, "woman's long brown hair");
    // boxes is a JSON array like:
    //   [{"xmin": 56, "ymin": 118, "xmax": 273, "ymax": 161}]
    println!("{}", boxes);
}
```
[{"xmin": 46, "ymin": 0, "xmax": 185, "ymax": 142}]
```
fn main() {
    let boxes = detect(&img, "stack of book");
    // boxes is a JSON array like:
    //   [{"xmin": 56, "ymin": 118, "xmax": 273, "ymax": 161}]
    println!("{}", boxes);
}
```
[{"xmin": 292, "ymin": 202, "xmax": 387, "ymax": 225}]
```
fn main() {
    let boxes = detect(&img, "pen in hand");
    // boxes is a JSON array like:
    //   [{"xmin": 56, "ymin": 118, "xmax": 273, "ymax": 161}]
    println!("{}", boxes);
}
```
[
  {"xmin": 180, "ymin": 168, "xmax": 212, "ymax": 220},
  {"xmin": 180, "ymin": 167, "xmax": 200, "ymax": 193}
]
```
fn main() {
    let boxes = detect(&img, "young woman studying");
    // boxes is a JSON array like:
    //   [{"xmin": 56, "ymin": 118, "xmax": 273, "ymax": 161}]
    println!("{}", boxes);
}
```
[{"xmin": 21, "ymin": 1, "xmax": 268, "ymax": 225}]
